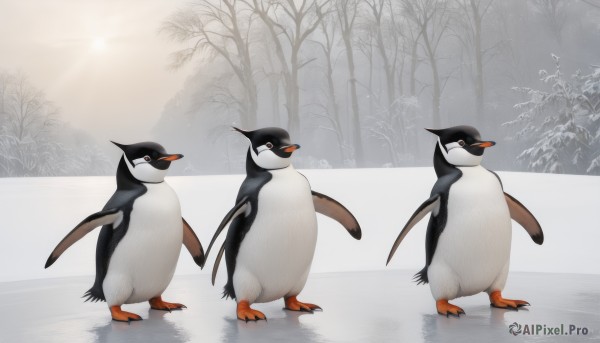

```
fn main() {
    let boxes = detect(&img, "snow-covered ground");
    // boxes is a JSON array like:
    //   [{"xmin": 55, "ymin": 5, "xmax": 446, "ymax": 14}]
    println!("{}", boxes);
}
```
[{"xmin": 0, "ymin": 168, "xmax": 598, "ymax": 282}]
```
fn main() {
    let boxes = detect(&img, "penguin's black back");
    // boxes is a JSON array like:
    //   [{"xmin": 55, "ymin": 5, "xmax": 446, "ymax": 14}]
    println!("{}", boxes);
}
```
[
  {"xmin": 83, "ymin": 157, "xmax": 147, "ymax": 302},
  {"xmin": 222, "ymin": 149, "xmax": 272, "ymax": 299},
  {"xmin": 432, "ymin": 144, "xmax": 457, "ymax": 178},
  {"xmin": 414, "ymin": 144, "xmax": 463, "ymax": 284}
]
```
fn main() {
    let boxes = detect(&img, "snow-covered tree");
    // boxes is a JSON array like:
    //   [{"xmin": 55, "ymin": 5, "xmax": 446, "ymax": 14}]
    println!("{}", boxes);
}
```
[
  {"xmin": 367, "ymin": 96, "xmax": 420, "ymax": 167},
  {"xmin": 504, "ymin": 55, "xmax": 600, "ymax": 174},
  {"xmin": 0, "ymin": 71, "xmax": 111, "ymax": 177},
  {"xmin": 579, "ymin": 65, "xmax": 600, "ymax": 173},
  {"xmin": 0, "ymin": 71, "xmax": 59, "ymax": 176}
]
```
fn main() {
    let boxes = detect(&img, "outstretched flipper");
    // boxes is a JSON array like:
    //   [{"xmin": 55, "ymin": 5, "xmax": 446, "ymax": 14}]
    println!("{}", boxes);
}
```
[
  {"xmin": 311, "ymin": 191, "xmax": 361, "ymax": 239},
  {"xmin": 504, "ymin": 193, "xmax": 544, "ymax": 245},
  {"xmin": 387, "ymin": 194, "xmax": 441, "ymax": 265},
  {"xmin": 207, "ymin": 197, "xmax": 249, "ymax": 286},
  {"xmin": 204, "ymin": 196, "xmax": 249, "ymax": 259},
  {"xmin": 182, "ymin": 218, "xmax": 205, "ymax": 268},
  {"xmin": 45, "ymin": 209, "xmax": 123, "ymax": 268}
]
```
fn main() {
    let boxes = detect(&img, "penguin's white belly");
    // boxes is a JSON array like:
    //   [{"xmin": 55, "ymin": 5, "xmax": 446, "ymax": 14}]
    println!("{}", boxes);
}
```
[
  {"xmin": 235, "ymin": 166, "xmax": 318, "ymax": 303},
  {"xmin": 430, "ymin": 166, "xmax": 512, "ymax": 297},
  {"xmin": 104, "ymin": 182, "xmax": 183, "ymax": 304}
]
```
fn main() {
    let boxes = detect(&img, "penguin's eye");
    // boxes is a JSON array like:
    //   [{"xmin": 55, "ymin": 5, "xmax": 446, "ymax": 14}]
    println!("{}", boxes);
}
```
[
  {"xmin": 458, "ymin": 140, "xmax": 465, "ymax": 147},
  {"xmin": 266, "ymin": 142, "xmax": 274, "ymax": 149},
  {"xmin": 143, "ymin": 155, "xmax": 151, "ymax": 162}
]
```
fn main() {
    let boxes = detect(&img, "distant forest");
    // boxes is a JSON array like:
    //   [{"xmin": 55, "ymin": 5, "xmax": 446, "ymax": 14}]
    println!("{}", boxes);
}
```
[
  {"xmin": 2, "ymin": 0, "xmax": 599, "ymax": 177},
  {"xmin": 156, "ymin": 0, "xmax": 600, "ymax": 175}
]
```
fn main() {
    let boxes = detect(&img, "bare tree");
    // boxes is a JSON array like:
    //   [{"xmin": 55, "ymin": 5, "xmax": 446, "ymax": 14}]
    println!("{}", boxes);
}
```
[
  {"xmin": 402, "ymin": 0, "xmax": 451, "ymax": 128},
  {"xmin": 335, "ymin": 0, "xmax": 364, "ymax": 166},
  {"xmin": 531, "ymin": 0, "xmax": 568, "ymax": 46},
  {"xmin": 162, "ymin": 0, "xmax": 259, "ymax": 127},
  {"xmin": 5, "ymin": 72, "xmax": 57, "ymax": 142},
  {"xmin": 581, "ymin": 0, "xmax": 600, "ymax": 9},
  {"xmin": 361, "ymin": 0, "xmax": 416, "ymax": 160},
  {"xmin": 453, "ymin": 0, "xmax": 496, "ymax": 124},
  {"xmin": 259, "ymin": 32, "xmax": 283, "ymax": 126},
  {"xmin": 0, "ymin": 71, "xmax": 11, "ymax": 116},
  {"xmin": 396, "ymin": 14, "xmax": 424, "ymax": 98},
  {"xmin": 396, "ymin": 18, "xmax": 424, "ymax": 156},
  {"xmin": 365, "ymin": 0, "xmax": 401, "ymax": 111},
  {"xmin": 246, "ymin": 0, "xmax": 325, "ymax": 136},
  {"xmin": 314, "ymin": 7, "xmax": 347, "ymax": 163},
  {"xmin": 0, "ymin": 72, "xmax": 58, "ymax": 176}
]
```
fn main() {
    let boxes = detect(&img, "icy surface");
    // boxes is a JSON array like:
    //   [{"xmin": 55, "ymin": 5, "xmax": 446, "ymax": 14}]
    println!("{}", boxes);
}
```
[{"xmin": 1, "ymin": 271, "xmax": 598, "ymax": 342}]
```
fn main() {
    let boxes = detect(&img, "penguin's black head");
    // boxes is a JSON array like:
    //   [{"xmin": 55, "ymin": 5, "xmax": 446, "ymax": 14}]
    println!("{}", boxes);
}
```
[
  {"xmin": 426, "ymin": 125, "xmax": 495, "ymax": 166},
  {"xmin": 234, "ymin": 127, "xmax": 300, "ymax": 170},
  {"xmin": 112, "ymin": 141, "xmax": 183, "ymax": 183}
]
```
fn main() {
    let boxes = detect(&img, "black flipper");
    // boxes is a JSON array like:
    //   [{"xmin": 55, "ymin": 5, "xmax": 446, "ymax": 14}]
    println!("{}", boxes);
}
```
[
  {"xmin": 504, "ymin": 192, "xmax": 544, "ymax": 245},
  {"xmin": 205, "ymin": 197, "xmax": 249, "ymax": 260},
  {"xmin": 311, "ymin": 191, "xmax": 362, "ymax": 239},
  {"xmin": 212, "ymin": 241, "xmax": 226, "ymax": 286},
  {"xmin": 205, "ymin": 196, "xmax": 252, "ymax": 300},
  {"xmin": 387, "ymin": 195, "xmax": 440, "ymax": 265},
  {"xmin": 45, "ymin": 208, "xmax": 123, "ymax": 268},
  {"xmin": 182, "ymin": 218, "xmax": 205, "ymax": 268}
]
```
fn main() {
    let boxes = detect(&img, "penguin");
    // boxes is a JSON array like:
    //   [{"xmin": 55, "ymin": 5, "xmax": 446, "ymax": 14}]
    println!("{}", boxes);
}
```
[
  {"xmin": 204, "ymin": 127, "xmax": 361, "ymax": 321},
  {"xmin": 45, "ymin": 141, "xmax": 205, "ymax": 322},
  {"xmin": 386, "ymin": 125, "xmax": 544, "ymax": 317}
]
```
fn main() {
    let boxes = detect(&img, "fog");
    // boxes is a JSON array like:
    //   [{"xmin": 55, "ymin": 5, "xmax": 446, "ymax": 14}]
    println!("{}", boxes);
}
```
[
  {"xmin": 1, "ymin": 0, "xmax": 599, "ymax": 176},
  {"xmin": 0, "ymin": 0, "xmax": 193, "ymax": 144}
]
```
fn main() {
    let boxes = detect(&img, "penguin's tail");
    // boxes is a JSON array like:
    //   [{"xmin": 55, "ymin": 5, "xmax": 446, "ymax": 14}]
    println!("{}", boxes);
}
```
[
  {"xmin": 413, "ymin": 267, "xmax": 429, "ymax": 285},
  {"xmin": 82, "ymin": 287, "xmax": 106, "ymax": 303},
  {"xmin": 222, "ymin": 281, "xmax": 236, "ymax": 300}
]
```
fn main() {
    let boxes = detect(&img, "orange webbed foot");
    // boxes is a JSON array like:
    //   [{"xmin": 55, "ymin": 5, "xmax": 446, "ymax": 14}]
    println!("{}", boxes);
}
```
[
  {"xmin": 284, "ymin": 296, "xmax": 322, "ymax": 313},
  {"xmin": 237, "ymin": 300, "xmax": 266, "ymax": 322},
  {"xmin": 489, "ymin": 291, "xmax": 530, "ymax": 310},
  {"xmin": 149, "ymin": 296, "xmax": 187, "ymax": 312},
  {"xmin": 110, "ymin": 305, "xmax": 142, "ymax": 323},
  {"xmin": 436, "ymin": 299, "xmax": 465, "ymax": 318}
]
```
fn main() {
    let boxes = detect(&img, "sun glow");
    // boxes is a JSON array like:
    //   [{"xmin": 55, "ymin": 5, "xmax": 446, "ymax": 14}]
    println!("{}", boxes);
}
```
[{"xmin": 91, "ymin": 37, "xmax": 107, "ymax": 52}]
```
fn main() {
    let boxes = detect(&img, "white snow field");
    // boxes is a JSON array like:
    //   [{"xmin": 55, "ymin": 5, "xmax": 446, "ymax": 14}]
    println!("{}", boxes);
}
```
[{"xmin": 1, "ymin": 168, "xmax": 599, "ymax": 342}]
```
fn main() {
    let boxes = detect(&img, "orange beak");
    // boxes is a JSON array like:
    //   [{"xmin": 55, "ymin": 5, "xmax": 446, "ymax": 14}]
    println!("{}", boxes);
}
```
[
  {"xmin": 282, "ymin": 144, "xmax": 300, "ymax": 153},
  {"xmin": 159, "ymin": 154, "xmax": 184, "ymax": 161},
  {"xmin": 472, "ymin": 141, "xmax": 495, "ymax": 148}
]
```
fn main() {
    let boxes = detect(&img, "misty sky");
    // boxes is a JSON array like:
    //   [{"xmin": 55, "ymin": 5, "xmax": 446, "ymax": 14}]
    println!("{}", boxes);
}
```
[{"xmin": 0, "ymin": 0, "xmax": 194, "ymax": 143}]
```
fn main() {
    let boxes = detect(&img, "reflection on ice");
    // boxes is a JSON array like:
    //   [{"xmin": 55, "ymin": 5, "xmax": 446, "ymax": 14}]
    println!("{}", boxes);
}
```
[
  {"xmin": 91, "ymin": 310, "xmax": 189, "ymax": 343},
  {"xmin": 421, "ymin": 307, "xmax": 526, "ymax": 343},
  {"xmin": 1, "ymin": 271, "xmax": 598, "ymax": 342},
  {"xmin": 221, "ymin": 311, "xmax": 324, "ymax": 343}
]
